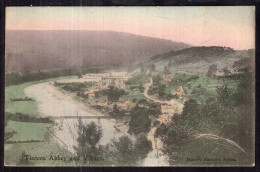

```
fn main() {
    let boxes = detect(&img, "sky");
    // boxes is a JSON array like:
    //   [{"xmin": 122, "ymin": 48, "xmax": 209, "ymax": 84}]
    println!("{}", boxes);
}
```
[{"xmin": 6, "ymin": 6, "xmax": 255, "ymax": 50}]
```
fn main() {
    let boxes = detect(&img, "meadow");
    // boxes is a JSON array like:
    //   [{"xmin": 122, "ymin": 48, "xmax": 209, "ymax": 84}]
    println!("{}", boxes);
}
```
[{"xmin": 6, "ymin": 121, "xmax": 51, "ymax": 142}]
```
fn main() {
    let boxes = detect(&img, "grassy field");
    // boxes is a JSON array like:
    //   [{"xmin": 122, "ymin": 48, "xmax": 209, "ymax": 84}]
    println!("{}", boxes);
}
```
[
  {"xmin": 149, "ymin": 73, "xmax": 241, "ymax": 104},
  {"xmin": 6, "ymin": 121, "xmax": 51, "ymax": 142},
  {"xmin": 181, "ymin": 74, "xmax": 240, "ymax": 104},
  {"xmin": 5, "ymin": 82, "xmax": 38, "ymax": 115},
  {"xmin": 5, "ymin": 76, "xmax": 76, "ymax": 166},
  {"xmin": 5, "ymin": 76, "xmax": 74, "ymax": 116}
]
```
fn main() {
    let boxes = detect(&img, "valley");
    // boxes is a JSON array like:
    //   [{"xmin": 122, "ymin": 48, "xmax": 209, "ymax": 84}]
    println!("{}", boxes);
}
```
[{"xmin": 4, "ymin": 46, "xmax": 255, "ymax": 166}]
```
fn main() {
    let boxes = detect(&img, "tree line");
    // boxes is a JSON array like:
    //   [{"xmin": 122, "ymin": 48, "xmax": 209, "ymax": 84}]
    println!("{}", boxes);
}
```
[{"xmin": 5, "ymin": 68, "xmax": 102, "ymax": 86}]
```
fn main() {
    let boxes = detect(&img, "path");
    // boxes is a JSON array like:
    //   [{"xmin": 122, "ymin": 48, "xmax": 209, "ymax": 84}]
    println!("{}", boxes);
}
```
[
  {"xmin": 143, "ymin": 77, "xmax": 184, "ymax": 113},
  {"xmin": 143, "ymin": 77, "xmax": 164, "ymax": 104},
  {"xmin": 195, "ymin": 134, "xmax": 247, "ymax": 154},
  {"xmin": 143, "ymin": 77, "xmax": 185, "ymax": 166}
]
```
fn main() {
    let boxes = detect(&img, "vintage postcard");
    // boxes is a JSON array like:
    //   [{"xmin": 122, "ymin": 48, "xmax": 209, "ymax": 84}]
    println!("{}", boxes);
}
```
[{"xmin": 4, "ymin": 7, "xmax": 255, "ymax": 166}]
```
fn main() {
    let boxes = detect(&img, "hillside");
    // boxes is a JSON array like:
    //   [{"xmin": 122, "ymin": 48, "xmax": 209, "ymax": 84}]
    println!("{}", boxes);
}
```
[
  {"xmin": 5, "ymin": 30, "xmax": 190, "ymax": 72},
  {"xmin": 132, "ymin": 46, "xmax": 254, "ymax": 75}
]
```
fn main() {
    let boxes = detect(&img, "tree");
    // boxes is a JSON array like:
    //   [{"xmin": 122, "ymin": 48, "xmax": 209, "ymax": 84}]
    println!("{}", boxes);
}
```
[
  {"xmin": 234, "ymin": 72, "xmax": 254, "ymax": 105},
  {"xmin": 150, "ymin": 64, "xmax": 156, "ymax": 73},
  {"xmin": 128, "ymin": 105, "xmax": 151, "ymax": 135},
  {"xmin": 207, "ymin": 64, "xmax": 217, "ymax": 76},
  {"xmin": 103, "ymin": 86, "xmax": 127, "ymax": 102},
  {"xmin": 158, "ymin": 83, "xmax": 166, "ymax": 98},
  {"xmin": 222, "ymin": 67, "xmax": 232, "ymax": 76},
  {"xmin": 216, "ymin": 84, "xmax": 232, "ymax": 105},
  {"xmin": 85, "ymin": 122, "xmax": 103, "ymax": 149},
  {"xmin": 94, "ymin": 91, "xmax": 100, "ymax": 97},
  {"xmin": 77, "ymin": 72, "xmax": 83, "ymax": 78},
  {"xmin": 163, "ymin": 66, "xmax": 171, "ymax": 75},
  {"xmin": 112, "ymin": 135, "xmax": 136, "ymax": 165},
  {"xmin": 181, "ymin": 99, "xmax": 199, "ymax": 119},
  {"xmin": 113, "ymin": 104, "xmax": 120, "ymax": 116},
  {"xmin": 139, "ymin": 84, "xmax": 144, "ymax": 92},
  {"xmin": 233, "ymin": 58, "xmax": 251, "ymax": 71},
  {"xmin": 153, "ymin": 74, "xmax": 163, "ymax": 85},
  {"xmin": 74, "ymin": 119, "xmax": 103, "ymax": 163},
  {"xmin": 134, "ymin": 133, "xmax": 152, "ymax": 159}
]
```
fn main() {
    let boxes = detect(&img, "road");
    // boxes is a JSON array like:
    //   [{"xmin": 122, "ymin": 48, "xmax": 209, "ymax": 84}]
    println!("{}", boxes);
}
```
[
  {"xmin": 143, "ymin": 78, "xmax": 165, "ymax": 104},
  {"xmin": 143, "ymin": 77, "xmax": 185, "ymax": 166},
  {"xmin": 143, "ymin": 77, "xmax": 184, "ymax": 113}
]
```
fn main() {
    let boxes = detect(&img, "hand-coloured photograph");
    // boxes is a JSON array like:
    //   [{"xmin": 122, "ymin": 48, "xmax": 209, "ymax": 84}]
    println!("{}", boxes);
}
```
[{"xmin": 4, "ymin": 6, "xmax": 255, "ymax": 166}]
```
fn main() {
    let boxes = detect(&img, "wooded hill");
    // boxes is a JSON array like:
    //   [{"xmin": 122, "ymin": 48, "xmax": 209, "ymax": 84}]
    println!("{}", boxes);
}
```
[
  {"xmin": 5, "ymin": 30, "xmax": 190, "ymax": 72},
  {"xmin": 133, "ymin": 46, "xmax": 254, "ymax": 75}
]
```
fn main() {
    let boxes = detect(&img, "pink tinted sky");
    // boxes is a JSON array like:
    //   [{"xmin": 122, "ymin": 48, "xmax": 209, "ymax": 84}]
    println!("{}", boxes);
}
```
[{"xmin": 6, "ymin": 7, "xmax": 255, "ymax": 50}]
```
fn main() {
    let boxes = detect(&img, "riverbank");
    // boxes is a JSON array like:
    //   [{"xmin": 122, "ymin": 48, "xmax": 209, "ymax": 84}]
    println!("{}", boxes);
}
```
[{"xmin": 45, "ymin": 83, "xmax": 109, "ymax": 118}]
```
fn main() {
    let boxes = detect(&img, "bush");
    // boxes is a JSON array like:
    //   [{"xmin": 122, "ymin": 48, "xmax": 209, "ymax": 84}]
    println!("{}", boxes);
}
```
[
  {"xmin": 5, "ymin": 112, "xmax": 53, "ymax": 123},
  {"xmin": 56, "ymin": 82, "xmax": 94, "ymax": 93}
]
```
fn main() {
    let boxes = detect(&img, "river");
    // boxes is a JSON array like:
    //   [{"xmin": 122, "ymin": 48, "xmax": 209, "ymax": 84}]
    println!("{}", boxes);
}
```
[{"xmin": 24, "ymin": 81, "xmax": 132, "ymax": 153}]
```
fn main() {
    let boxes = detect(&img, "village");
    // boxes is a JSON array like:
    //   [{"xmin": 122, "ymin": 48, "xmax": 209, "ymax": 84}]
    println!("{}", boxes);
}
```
[
  {"xmin": 54, "ymin": 71, "xmax": 187, "ymax": 125},
  {"xmin": 79, "ymin": 72, "xmax": 133, "ymax": 111}
]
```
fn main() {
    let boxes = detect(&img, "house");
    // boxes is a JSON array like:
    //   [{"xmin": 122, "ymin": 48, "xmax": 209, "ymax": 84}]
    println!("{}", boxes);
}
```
[
  {"xmin": 216, "ymin": 67, "xmax": 234, "ymax": 76},
  {"xmin": 161, "ymin": 104, "xmax": 176, "ymax": 114},
  {"xmin": 92, "ymin": 84, "xmax": 103, "ymax": 90},
  {"xmin": 84, "ymin": 91, "xmax": 95, "ymax": 98},
  {"xmin": 163, "ymin": 75, "xmax": 172, "ymax": 83},
  {"xmin": 115, "ymin": 81, "xmax": 125, "ymax": 89},
  {"xmin": 116, "ymin": 101, "xmax": 132, "ymax": 110},
  {"xmin": 158, "ymin": 114, "xmax": 170, "ymax": 123},
  {"xmin": 97, "ymin": 99, "xmax": 108, "ymax": 106},
  {"xmin": 173, "ymin": 86, "xmax": 184, "ymax": 99}
]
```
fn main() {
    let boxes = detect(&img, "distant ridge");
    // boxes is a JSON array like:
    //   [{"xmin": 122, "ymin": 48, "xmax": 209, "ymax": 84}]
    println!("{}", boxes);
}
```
[
  {"xmin": 5, "ymin": 30, "xmax": 191, "ymax": 72},
  {"xmin": 135, "ymin": 46, "xmax": 254, "ymax": 75}
]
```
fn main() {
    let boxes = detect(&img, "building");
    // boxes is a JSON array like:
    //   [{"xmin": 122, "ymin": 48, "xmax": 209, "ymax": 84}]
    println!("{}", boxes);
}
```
[
  {"xmin": 161, "ymin": 104, "xmax": 176, "ymax": 114},
  {"xmin": 173, "ymin": 86, "xmax": 184, "ymax": 99},
  {"xmin": 92, "ymin": 84, "xmax": 103, "ymax": 90},
  {"xmin": 158, "ymin": 114, "xmax": 170, "ymax": 123},
  {"xmin": 163, "ymin": 75, "xmax": 172, "ymax": 83},
  {"xmin": 97, "ymin": 99, "xmax": 108, "ymax": 106},
  {"xmin": 116, "ymin": 101, "xmax": 132, "ymax": 110},
  {"xmin": 84, "ymin": 91, "xmax": 95, "ymax": 98}
]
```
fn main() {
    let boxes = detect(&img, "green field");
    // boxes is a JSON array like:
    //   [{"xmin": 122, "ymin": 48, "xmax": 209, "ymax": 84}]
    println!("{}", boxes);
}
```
[
  {"xmin": 149, "ymin": 73, "xmax": 241, "ymax": 104},
  {"xmin": 182, "ymin": 75, "xmax": 240, "ymax": 104},
  {"xmin": 6, "ymin": 121, "xmax": 51, "ymax": 142},
  {"xmin": 5, "ymin": 76, "xmax": 76, "ymax": 166},
  {"xmin": 5, "ymin": 82, "xmax": 38, "ymax": 115}
]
